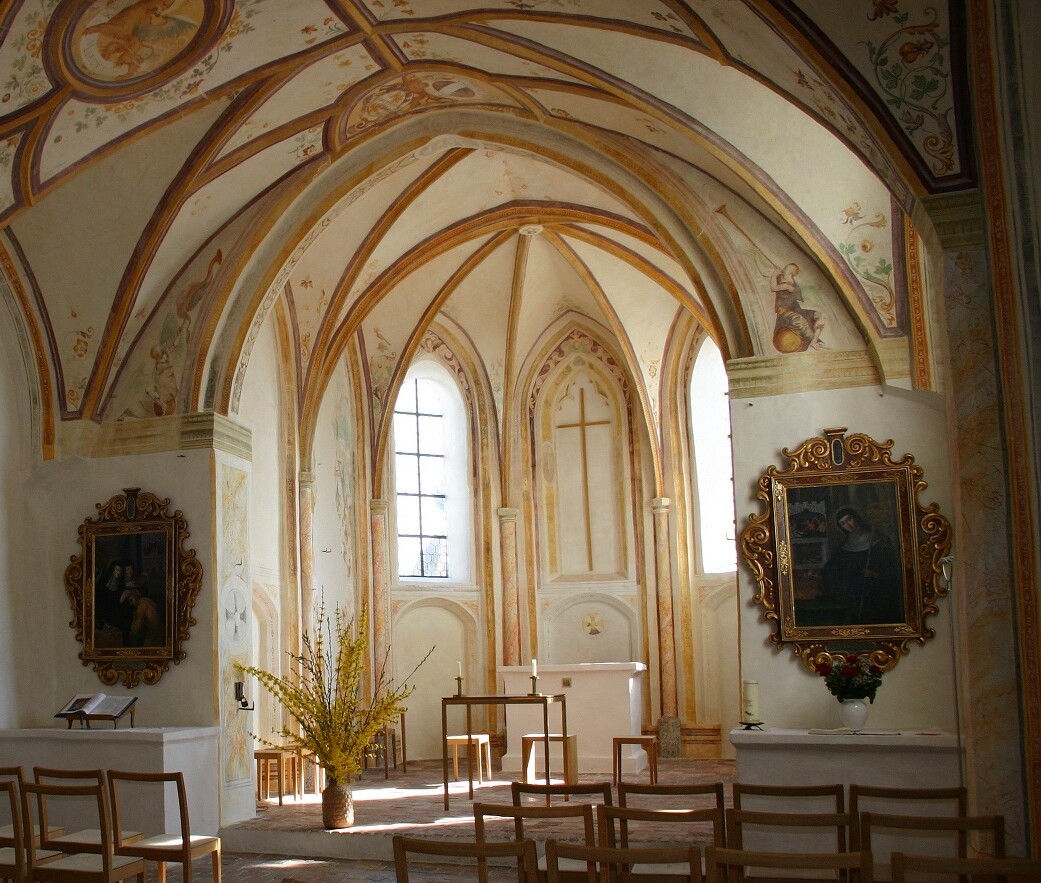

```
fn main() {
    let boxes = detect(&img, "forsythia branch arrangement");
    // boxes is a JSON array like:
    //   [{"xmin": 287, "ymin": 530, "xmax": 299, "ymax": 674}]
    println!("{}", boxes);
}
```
[{"xmin": 236, "ymin": 602, "xmax": 429, "ymax": 785}]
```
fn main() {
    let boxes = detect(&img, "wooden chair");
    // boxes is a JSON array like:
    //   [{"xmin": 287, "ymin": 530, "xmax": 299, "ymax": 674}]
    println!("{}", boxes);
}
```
[
  {"xmin": 0, "ymin": 766, "xmax": 65, "ymax": 850},
  {"xmin": 732, "ymin": 782, "xmax": 845, "ymax": 812},
  {"xmin": 545, "ymin": 839, "xmax": 702, "ymax": 883},
  {"xmin": 600, "ymin": 803, "xmax": 725, "ymax": 845},
  {"xmin": 366, "ymin": 711, "xmax": 408, "ymax": 779},
  {"xmin": 446, "ymin": 734, "xmax": 493, "ymax": 783},
  {"xmin": 20, "ymin": 780, "xmax": 147, "ymax": 883},
  {"xmin": 392, "ymin": 834, "xmax": 539, "ymax": 883},
  {"xmin": 254, "ymin": 750, "xmax": 297, "ymax": 804},
  {"xmin": 725, "ymin": 808, "xmax": 855, "ymax": 855},
  {"xmin": 618, "ymin": 782, "xmax": 726, "ymax": 812},
  {"xmin": 107, "ymin": 770, "xmax": 221, "ymax": 883},
  {"xmin": 512, "ymin": 781, "xmax": 613, "ymax": 808},
  {"xmin": 705, "ymin": 845, "xmax": 873, "ymax": 883},
  {"xmin": 0, "ymin": 779, "xmax": 28, "ymax": 883},
  {"xmin": 848, "ymin": 785, "xmax": 968, "ymax": 851},
  {"xmin": 474, "ymin": 801, "xmax": 596, "ymax": 882},
  {"xmin": 32, "ymin": 768, "xmax": 143, "ymax": 855},
  {"xmin": 890, "ymin": 852, "xmax": 1041, "ymax": 883},
  {"xmin": 521, "ymin": 734, "xmax": 579, "ymax": 787}
]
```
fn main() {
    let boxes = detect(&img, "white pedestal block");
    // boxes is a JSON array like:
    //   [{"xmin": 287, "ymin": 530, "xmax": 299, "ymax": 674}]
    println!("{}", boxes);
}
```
[
  {"xmin": 0, "ymin": 727, "xmax": 220, "ymax": 834},
  {"xmin": 498, "ymin": 663, "xmax": 646, "ymax": 775}
]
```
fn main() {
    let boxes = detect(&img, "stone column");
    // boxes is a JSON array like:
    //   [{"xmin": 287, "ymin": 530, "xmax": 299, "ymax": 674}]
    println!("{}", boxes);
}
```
[
  {"xmin": 370, "ymin": 499, "xmax": 391, "ymax": 671},
  {"xmin": 652, "ymin": 497, "xmax": 680, "ymax": 756},
  {"xmin": 298, "ymin": 470, "xmax": 316, "ymax": 632},
  {"xmin": 498, "ymin": 507, "xmax": 521, "ymax": 665}
]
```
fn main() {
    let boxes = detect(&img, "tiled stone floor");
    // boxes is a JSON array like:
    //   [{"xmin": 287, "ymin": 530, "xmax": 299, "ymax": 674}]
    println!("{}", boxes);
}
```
[{"xmin": 177, "ymin": 756, "xmax": 735, "ymax": 882}]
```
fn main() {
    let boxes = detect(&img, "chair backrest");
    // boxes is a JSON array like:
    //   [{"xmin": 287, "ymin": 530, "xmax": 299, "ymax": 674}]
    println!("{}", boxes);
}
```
[
  {"xmin": 511, "ymin": 780, "xmax": 613, "ymax": 807},
  {"xmin": 392, "ymin": 834, "xmax": 539, "ymax": 883},
  {"xmin": 0, "ymin": 766, "xmax": 24, "ymax": 784},
  {"xmin": 107, "ymin": 769, "xmax": 192, "ymax": 849},
  {"xmin": 598, "ymin": 804, "xmax": 725, "ymax": 850},
  {"xmin": 21, "ymin": 780, "xmax": 118, "ymax": 873},
  {"xmin": 474, "ymin": 801, "xmax": 596, "ymax": 848},
  {"xmin": 618, "ymin": 781, "xmax": 726, "ymax": 811},
  {"xmin": 860, "ymin": 811, "xmax": 1005, "ymax": 863},
  {"xmin": 0, "ymin": 779, "xmax": 24, "ymax": 873},
  {"xmin": 725, "ymin": 808, "xmax": 854, "ymax": 855},
  {"xmin": 848, "ymin": 784, "xmax": 968, "ymax": 852},
  {"xmin": 732, "ymin": 782, "xmax": 845, "ymax": 812},
  {"xmin": 545, "ymin": 839, "xmax": 703, "ymax": 883},
  {"xmin": 890, "ymin": 852, "xmax": 1041, "ymax": 883},
  {"xmin": 705, "ymin": 845, "xmax": 873, "ymax": 883}
]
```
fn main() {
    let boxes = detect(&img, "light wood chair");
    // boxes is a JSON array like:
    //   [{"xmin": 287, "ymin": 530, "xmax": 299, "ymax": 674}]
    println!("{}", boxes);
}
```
[
  {"xmin": 521, "ymin": 734, "xmax": 579, "ymax": 786},
  {"xmin": 254, "ymin": 750, "xmax": 297, "ymax": 804},
  {"xmin": 618, "ymin": 782, "xmax": 726, "ymax": 812},
  {"xmin": 725, "ymin": 808, "xmax": 855, "ymax": 855},
  {"xmin": 392, "ymin": 834, "xmax": 539, "ymax": 883},
  {"xmin": 545, "ymin": 839, "xmax": 703, "ymax": 883},
  {"xmin": 890, "ymin": 852, "xmax": 1041, "ymax": 883},
  {"xmin": 32, "ymin": 768, "xmax": 143, "ymax": 855},
  {"xmin": 705, "ymin": 845, "xmax": 873, "ymax": 883},
  {"xmin": 613, "ymin": 736, "xmax": 659, "ymax": 785},
  {"xmin": 475, "ymin": 801, "xmax": 596, "ymax": 882},
  {"xmin": 732, "ymin": 782, "xmax": 845, "ymax": 812},
  {"xmin": 0, "ymin": 779, "xmax": 28, "ymax": 883},
  {"xmin": 20, "ymin": 779, "xmax": 147, "ymax": 883},
  {"xmin": 600, "ymin": 803, "xmax": 725, "ymax": 848},
  {"xmin": 365, "ymin": 710, "xmax": 408, "ymax": 779},
  {"xmin": 107, "ymin": 770, "xmax": 221, "ymax": 883},
  {"xmin": 0, "ymin": 766, "xmax": 66, "ymax": 850},
  {"xmin": 511, "ymin": 781, "xmax": 613, "ymax": 808},
  {"xmin": 848, "ymin": 785, "xmax": 968, "ymax": 851}
]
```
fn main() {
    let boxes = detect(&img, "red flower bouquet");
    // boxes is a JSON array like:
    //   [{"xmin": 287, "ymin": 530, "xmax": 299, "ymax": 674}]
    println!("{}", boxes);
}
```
[{"xmin": 815, "ymin": 654, "xmax": 883, "ymax": 702}]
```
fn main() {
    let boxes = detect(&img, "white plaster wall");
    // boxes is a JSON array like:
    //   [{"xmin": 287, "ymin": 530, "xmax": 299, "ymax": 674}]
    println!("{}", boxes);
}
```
[
  {"xmin": 0, "ymin": 298, "xmax": 33, "ymax": 729},
  {"xmin": 732, "ymin": 384, "xmax": 958, "ymax": 733},
  {"xmin": 20, "ymin": 449, "xmax": 215, "ymax": 728}
]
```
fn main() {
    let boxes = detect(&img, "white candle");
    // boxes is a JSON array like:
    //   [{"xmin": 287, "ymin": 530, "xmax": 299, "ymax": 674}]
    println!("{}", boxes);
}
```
[
  {"xmin": 531, "ymin": 658, "xmax": 538, "ymax": 678},
  {"xmin": 457, "ymin": 660, "xmax": 462, "ymax": 678},
  {"xmin": 742, "ymin": 680, "xmax": 760, "ymax": 722}
]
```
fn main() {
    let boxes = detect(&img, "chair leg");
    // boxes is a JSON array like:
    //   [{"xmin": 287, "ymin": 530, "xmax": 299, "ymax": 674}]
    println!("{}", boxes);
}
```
[
  {"xmin": 212, "ymin": 844, "xmax": 223, "ymax": 883},
  {"xmin": 156, "ymin": 860, "xmax": 167, "ymax": 883}
]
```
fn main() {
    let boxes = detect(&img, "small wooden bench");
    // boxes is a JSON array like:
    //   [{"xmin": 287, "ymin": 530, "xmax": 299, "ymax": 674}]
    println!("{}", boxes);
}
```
[
  {"xmin": 445, "ymin": 733, "xmax": 492, "ymax": 783},
  {"xmin": 612, "ymin": 734, "xmax": 658, "ymax": 785},
  {"xmin": 521, "ymin": 733, "xmax": 578, "ymax": 785}
]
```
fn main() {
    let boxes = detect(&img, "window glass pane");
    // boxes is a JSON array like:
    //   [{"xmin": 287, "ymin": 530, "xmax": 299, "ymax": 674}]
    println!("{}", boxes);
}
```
[
  {"xmin": 421, "ymin": 495, "xmax": 448, "ymax": 536},
  {"xmin": 417, "ymin": 415, "xmax": 444, "ymax": 454},
  {"xmin": 415, "ymin": 379, "xmax": 443, "ymax": 416},
  {"xmin": 422, "ymin": 537, "xmax": 448, "ymax": 577},
  {"xmin": 398, "ymin": 536, "xmax": 422, "ymax": 577},
  {"xmin": 419, "ymin": 456, "xmax": 446, "ymax": 495},
  {"xmin": 396, "ymin": 495, "xmax": 421, "ymax": 535},
  {"xmin": 395, "ymin": 379, "xmax": 417, "ymax": 413},
  {"xmin": 395, "ymin": 453, "xmax": 419, "ymax": 494},
  {"xmin": 394, "ymin": 412, "xmax": 417, "ymax": 453}
]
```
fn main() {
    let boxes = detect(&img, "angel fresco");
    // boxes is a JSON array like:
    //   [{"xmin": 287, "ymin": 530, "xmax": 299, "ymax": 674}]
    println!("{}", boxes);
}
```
[{"xmin": 75, "ymin": 0, "xmax": 203, "ymax": 82}]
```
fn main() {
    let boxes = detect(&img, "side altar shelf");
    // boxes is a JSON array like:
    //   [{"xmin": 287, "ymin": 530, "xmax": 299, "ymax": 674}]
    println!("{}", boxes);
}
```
[{"xmin": 0, "ymin": 726, "xmax": 219, "ymax": 833}]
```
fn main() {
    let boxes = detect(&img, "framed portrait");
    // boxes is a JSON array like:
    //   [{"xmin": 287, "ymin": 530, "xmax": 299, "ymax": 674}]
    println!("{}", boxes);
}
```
[
  {"xmin": 741, "ymin": 429, "xmax": 951, "ymax": 670},
  {"xmin": 64, "ymin": 488, "xmax": 203, "ymax": 687}
]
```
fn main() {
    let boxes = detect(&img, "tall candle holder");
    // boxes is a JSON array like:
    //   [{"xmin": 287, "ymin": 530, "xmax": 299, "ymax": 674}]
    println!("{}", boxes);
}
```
[
  {"xmin": 455, "ymin": 676, "xmax": 464, "ymax": 697},
  {"xmin": 528, "ymin": 675, "xmax": 539, "ymax": 695}
]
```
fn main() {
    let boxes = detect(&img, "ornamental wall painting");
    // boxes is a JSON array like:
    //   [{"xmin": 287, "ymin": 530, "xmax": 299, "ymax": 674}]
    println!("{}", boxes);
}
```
[{"xmin": 68, "ymin": 0, "xmax": 208, "ymax": 84}]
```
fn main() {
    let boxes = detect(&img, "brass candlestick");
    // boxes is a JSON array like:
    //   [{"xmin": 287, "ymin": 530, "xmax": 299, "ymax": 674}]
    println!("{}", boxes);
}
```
[
  {"xmin": 455, "ymin": 676, "xmax": 464, "ymax": 697},
  {"xmin": 528, "ymin": 675, "xmax": 539, "ymax": 695}
]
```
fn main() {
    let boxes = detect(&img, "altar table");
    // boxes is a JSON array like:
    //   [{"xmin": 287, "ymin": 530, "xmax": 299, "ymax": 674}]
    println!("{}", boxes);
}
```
[{"xmin": 441, "ymin": 693, "xmax": 567, "ymax": 809}]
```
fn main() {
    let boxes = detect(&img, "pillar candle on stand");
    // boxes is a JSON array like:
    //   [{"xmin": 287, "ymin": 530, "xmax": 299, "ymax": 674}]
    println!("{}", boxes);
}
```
[
  {"xmin": 457, "ymin": 660, "xmax": 462, "ymax": 678},
  {"xmin": 531, "ymin": 658, "xmax": 537, "ymax": 678},
  {"xmin": 742, "ymin": 680, "xmax": 760, "ymax": 722}
]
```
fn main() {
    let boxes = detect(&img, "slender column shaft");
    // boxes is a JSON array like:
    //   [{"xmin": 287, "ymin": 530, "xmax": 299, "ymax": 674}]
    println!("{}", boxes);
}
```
[{"xmin": 498, "ymin": 507, "xmax": 521, "ymax": 665}]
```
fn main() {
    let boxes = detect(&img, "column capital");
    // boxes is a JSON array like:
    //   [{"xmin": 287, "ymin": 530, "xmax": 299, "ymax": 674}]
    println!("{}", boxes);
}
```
[
  {"xmin": 919, "ymin": 189, "xmax": 985, "ymax": 250},
  {"xmin": 651, "ymin": 497, "xmax": 671, "ymax": 513},
  {"xmin": 497, "ymin": 507, "xmax": 520, "ymax": 522},
  {"xmin": 370, "ymin": 498, "xmax": 390, "ymax": 514}
]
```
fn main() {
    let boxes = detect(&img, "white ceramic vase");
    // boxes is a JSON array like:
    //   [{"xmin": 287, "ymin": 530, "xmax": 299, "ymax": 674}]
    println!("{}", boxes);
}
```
[{"xmin": 838, "ymin": 698, "xmax": 869, "ymax": 732}]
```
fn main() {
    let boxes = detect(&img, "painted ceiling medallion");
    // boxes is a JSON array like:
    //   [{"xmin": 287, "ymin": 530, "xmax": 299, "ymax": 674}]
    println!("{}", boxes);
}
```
[{"xmin": 55, "ymin": 0, "xmax": 221, "ymax": 96}]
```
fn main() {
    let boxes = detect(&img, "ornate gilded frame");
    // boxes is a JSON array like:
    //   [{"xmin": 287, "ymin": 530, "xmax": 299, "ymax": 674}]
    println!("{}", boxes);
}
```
[
  {"xmin": 64, "ymin": 488, "xmax": 203, "ymax": 687},
  {"xmin": 741, "ymin": 429, "xmax": 951, "ymax": 671}
]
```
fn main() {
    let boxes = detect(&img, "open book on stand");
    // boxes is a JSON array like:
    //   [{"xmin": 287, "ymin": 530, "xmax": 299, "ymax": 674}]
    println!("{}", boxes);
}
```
[{"xmin": 55, "ymin": 692, "xmax": 137, "ymax": 728}]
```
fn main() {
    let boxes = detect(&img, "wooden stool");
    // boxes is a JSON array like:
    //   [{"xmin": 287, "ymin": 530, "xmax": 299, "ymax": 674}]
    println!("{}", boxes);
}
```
[
  {"xmin": 445, "ymin": 734, "xmax": 492, "ymax": 783},
  {"xmin": 255, "ymin": 749, "xmax": 295, "ymax": 804},
  {"xmin": 612, "ymin": 735, "xmax": 658, "ymax": 785},
  {"xmin": 520, "ymin": 734, "xmax": 579, "ymax": 785}
]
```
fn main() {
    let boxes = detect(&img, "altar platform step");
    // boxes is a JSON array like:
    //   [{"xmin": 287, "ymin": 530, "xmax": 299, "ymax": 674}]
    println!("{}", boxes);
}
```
[{"xmin": 220, "ymin": 757, "xmax": 735, "ymax": 864}]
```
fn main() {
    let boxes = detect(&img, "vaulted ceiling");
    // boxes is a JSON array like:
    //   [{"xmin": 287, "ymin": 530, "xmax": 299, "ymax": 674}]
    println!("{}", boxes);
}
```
[{"xmin": 0, "ymin": 0, "xmax": 972, "ymax": 456}]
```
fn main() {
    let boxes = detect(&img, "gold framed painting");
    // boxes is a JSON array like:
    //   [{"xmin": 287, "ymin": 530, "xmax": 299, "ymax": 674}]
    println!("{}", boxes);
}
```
[
  {"xmin": 64, "ymin": 488, "xmax": 203, "ymax": 687},
  {"xmin": 740, "ymin": 428, "xmax": 951, "ymax": 671}
]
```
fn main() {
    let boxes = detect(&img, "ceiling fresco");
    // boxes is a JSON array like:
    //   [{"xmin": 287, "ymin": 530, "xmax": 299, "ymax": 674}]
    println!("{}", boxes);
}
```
[{"xmin": 0, "ymin": 0, "xmax": 969, "ymax": 453}]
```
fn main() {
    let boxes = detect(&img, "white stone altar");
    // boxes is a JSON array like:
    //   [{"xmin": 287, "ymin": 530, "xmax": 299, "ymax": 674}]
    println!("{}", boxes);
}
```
[
  {"xmin": 0, "ymin": 726, "xmax": 220, "ymax": 834},
  {"xmin": 730, "ymin": 727, "xmax": 963, "ymax": 867},
  {"xmin": 498, "ymin": 662, "xmax": 646, "ymax": 776}
]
